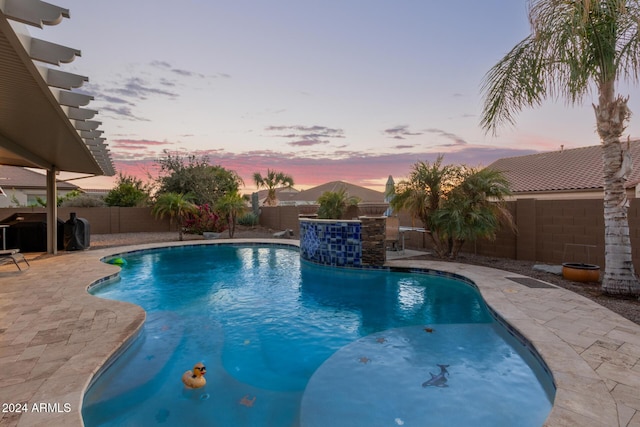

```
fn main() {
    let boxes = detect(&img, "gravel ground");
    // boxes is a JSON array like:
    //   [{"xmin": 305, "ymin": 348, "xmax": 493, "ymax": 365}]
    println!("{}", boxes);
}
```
[
  {"xmin": 89, "ymin": 227, "xmax": 640, "ymax": 326},
  {"xmin": 405, "ymin": 251, "xmax": 640, "ymax": 326}
]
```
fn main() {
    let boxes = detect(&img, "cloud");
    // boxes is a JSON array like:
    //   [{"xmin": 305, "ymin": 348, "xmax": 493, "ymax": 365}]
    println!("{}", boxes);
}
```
[
  {"xmin": 100, "ymin": 106, "xmax": 150, "ymax": 121},
  {"xmin": 101, "ymin": 94, "xmax": 131, "ymax": 104},
  {"xmin": 150, "ymin": 60, "xmax": 230, "ymax": 79},
  {"xmin": 159, "ymin": 78, "xmax": 177, "ymax": 87},
  {"xmin": 171, "ymin": 68, "xmax": 204, "ymax": 78},
  {"xmin": 289, "ymin": 139, "xmax": 331, "ymax": 147},
  {"xmin": 425, "ymin": 128, "xmax": 468, "ymax": 146},
  {"xmin": 112, "ymin": 145, "xmax": 539, "ymax": 191},
  {"xmin": 111, "ymin": 77, "xmax": 179, "ymax": 100},
  {"xmin": 150, "ymin": 60, "xmax": 171, "ymax": 69},
  {"xmin": 265, "ymin": 125, "xmax": 345, "ymax": 147},
  {"xmin": 85, "ymin": 61, "xmax": 232, "ymax": 126},
  {"xmin": 383, "ymin": 125, "xmax": 423, "ymax": 140},
  {"xmin": 110, "ymin": 139, "xmax": 173, "ymax": 155}
]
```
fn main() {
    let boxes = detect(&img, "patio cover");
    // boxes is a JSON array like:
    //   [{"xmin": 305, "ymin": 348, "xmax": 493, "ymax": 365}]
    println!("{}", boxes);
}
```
[{"xmin": 0, "ymin": 0, "xmax": 115, "ymax": 253}]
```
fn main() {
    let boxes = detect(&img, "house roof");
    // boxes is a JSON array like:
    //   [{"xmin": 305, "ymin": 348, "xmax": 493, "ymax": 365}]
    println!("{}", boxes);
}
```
[
  {"xmin": 486, "ymin": 141, "xmax": 640, "ymax": 193},
  {"xmin": 254, "ymin": 186, "xmax": 300, "ymax": 204},
  {"xmin": 294, "ymin": 181, "xmax": 385, "ymax": 203},
  {"xmin": 0, "ymin": 165, "xmax": 78, "ymax": 190}
]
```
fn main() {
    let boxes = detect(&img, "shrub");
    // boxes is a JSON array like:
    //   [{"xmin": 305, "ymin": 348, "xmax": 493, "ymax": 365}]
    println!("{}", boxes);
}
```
[
  {"xmin": 238, "ymin": 212, "xmax": 259, "ymax": 226},
  {"xmin": 317, "ymin": 188, "xmax": 360, "ymax": 219},
  {"xmin": 183, "ymin": 204, "xmax": 226, "ymax": 234},
  {"xmin": 60, "ymin": 194, "xmax": 107, "ymax": 207}
]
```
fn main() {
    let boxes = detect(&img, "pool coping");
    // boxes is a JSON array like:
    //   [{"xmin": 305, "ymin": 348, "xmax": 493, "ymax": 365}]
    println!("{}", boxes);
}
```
[{"xmin": 0, "ymin": 239, "xmax": 638, "ymax": 426}]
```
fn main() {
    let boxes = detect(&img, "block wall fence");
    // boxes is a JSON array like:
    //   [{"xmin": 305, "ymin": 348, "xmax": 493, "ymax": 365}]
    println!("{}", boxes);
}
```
[
  {"xmin": 2, "ymin": 199, "xmax": 639, "ymax": 271},
  {"xmin": 261, "ymin": 199, "xmax": 640, "ymax": 271},
  {"xmin": 0, "ymin": 207, "xmax": 173, "ymax": 234}
]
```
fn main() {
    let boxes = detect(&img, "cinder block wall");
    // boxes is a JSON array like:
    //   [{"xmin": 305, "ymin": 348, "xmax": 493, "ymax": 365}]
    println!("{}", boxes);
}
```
[
  {"xmin": 259, "ymin": 206, "xmax": 301, "ymax": 237},
  {"xmin": 3, "ymin": 199, "xmax": 638, "ymax": 271},
  {"xmin": 0, "ymin": 207, "xmax": 172, "ymax": 234},
  {"xmin": 392, "ymin": 199, "xmax": 638, "ymax": 271}
]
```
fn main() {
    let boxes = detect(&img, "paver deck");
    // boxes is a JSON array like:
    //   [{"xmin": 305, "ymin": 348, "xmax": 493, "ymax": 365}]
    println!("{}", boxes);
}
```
[{"xmin": 0, "ymin": 239, "xmax": 639, "ymax": 426}]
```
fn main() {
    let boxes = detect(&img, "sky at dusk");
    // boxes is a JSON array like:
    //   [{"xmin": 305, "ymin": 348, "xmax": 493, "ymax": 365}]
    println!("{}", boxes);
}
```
[{"xmin": 39, "ymin": 0, "xmax": 640, "ymax": 192}]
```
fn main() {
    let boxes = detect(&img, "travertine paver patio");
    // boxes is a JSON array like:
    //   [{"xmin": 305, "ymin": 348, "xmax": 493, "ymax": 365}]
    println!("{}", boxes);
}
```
[{"xmin": 0, "ymin": 240, "xmax": 639, "ymax": 426}]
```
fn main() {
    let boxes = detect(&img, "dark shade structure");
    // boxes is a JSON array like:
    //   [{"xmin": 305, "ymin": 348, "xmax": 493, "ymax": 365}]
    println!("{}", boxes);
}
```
[{"xmin": 0, "ymin": 213, "xmax": 64, "ymax": 252}]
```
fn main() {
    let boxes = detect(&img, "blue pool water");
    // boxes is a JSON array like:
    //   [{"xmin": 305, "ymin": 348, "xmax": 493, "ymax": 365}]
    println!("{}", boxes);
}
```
[{"xmin": 83, "ymin": 245, "xmax": 554, "ymax": 426}]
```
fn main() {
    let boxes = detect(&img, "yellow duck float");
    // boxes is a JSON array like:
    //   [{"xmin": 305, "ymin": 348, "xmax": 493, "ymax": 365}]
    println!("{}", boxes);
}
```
[{"xmin": 182, "ymin": 362, "xmax": 206, "ymax": 389}]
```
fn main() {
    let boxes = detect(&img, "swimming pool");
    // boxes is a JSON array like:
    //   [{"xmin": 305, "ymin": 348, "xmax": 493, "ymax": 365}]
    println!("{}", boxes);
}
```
[{"xmin": 83, "ymin": 244, "xmax": 554, "ymax": 426}]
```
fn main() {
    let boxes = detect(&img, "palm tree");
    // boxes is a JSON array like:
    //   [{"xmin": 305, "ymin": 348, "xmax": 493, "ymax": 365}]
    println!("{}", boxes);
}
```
[
  {"xmin": 253, "ymin": 169, "xmax": 294, "ymax": 206},
  {"xmin": 389, "ymin": 156, "xmax": 463, "ymax": 257},
  {"xmin": 390, "ymin": 158, "xmax": 514, "ymax": 259},
  {"xmin": 317, "ymin": 188, "xmax": 360, "ymax": 219},
  {"xmin": 152, "ymin": 192, "xmax": 197, "ymax": 241},
  {"xmin": 433, "ymin": 168, "xmax": 515, "ymax": 259},
  {"xmin": 480, "ymin": 0, "xmax": 640, "ymax": 295},
  {"xmin": 215, "ymin": 191, "xmax": 246, "ymax": 238}
]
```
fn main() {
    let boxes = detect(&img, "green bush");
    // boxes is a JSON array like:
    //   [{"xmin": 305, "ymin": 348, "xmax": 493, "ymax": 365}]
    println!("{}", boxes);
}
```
[
  {"xmin": 60, "ymin": 194, "xmax": 107, "ymax": 207},
  {"xmin": 238, "ymin": 212, "xmax": 259, "ymax": 226}
]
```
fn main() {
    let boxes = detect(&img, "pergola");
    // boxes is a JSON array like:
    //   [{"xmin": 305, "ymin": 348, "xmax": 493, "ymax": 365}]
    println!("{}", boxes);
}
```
[{"xmin": 0, "ymin": 0, "xmax": 114, "ymax": 253}]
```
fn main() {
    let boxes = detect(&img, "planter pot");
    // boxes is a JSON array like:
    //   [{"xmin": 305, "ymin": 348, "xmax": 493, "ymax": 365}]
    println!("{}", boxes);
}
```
[{"xmin": 562, "ymin": 263, "xmax": 600, "ymax": 282}]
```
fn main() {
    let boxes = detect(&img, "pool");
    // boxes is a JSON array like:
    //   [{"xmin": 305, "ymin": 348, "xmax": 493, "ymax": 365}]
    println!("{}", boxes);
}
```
[{"xmin": 83, "ymin": 244, "xmax": 555, "ymax": 426}]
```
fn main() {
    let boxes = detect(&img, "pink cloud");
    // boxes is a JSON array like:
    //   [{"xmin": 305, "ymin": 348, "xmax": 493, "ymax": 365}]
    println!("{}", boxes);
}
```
[{"xmin": 109, "ymin": 145, "xmax": 539, "ymax": 192}]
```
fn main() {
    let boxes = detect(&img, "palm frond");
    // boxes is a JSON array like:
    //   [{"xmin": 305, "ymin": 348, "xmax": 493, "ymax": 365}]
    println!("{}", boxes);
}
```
[{"xmin": 482, "ymin": 0, "xmax": 640, "ymax": 133}]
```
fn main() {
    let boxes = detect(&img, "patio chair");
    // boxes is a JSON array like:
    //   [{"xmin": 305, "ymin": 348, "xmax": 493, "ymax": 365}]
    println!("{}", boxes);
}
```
[
  {"xmin": 0, "ymin": 249, "xmax": 30, "ymax": 271},
  {"xmin": 385, "ymin": 216, "xmax": 400, "ymax": 251}
]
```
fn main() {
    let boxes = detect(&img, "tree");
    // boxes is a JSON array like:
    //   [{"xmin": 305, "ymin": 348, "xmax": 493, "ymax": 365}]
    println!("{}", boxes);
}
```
[
  {"xmin": 252, "ymin": 169, "xmax": 294, "ymax": 206},
  {"xmin": 31, "ymin": 189, "xmax": 85, "ymax": 208},
  {"xmin": 151, "ymin": 192, "xmax": 197, "ymax": 241},
  {"xmin": 432, "ymin": 167, "xmax": 515, "ymax": 259},
  {"xmin": 155, "ymin": 152, "xmax": 243, "ymax": 206},
  {"xmin": 215, "ymin": 191, "xmax": 247, "ymax": 238},
  {"xmin": 480, "ymin": 0, "xmax": 640, "ymax": 295},
  {"xmin": 388, "ymin": 156, "xmax": 460, "ymax": 233},
  {"xmin": 317, "ymin": 188, "xmax": 360, "ymax": 219},
  {"xmin": 389, "ymin": 157, "xmax": 514, "ymax": 259},
  {"xmin": 105, "ymin": 173, "xmax": 151, "ymax": 207}
]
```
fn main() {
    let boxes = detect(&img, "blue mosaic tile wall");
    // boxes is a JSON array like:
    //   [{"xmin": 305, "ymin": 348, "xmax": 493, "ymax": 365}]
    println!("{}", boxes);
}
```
[{"xmin": 299, "ymin": 219, "xmax": 362, "ymax": 267}]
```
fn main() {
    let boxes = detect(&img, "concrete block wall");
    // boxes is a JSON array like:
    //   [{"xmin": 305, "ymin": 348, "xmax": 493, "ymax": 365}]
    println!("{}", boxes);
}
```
[
  {"xmin": 377, "ymin": 199, "xmax": 639, "ymax": 271},
  {"xmin": 3, "ymin": 198, "xmax": 638, "ymax": 270},
  {"xmin": 259, "ymin": 206, "xmax": 300, "ymax": 237},
  {"xmin": 0, "ymin": 207, "xmax": 172, "ymax": 235}
]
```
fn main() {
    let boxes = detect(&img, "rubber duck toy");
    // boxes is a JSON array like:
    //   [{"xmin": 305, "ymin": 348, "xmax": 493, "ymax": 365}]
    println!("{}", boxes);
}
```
[{"xmin": 182, "ymin": 362, "xmax": 206, "ymax": 389}]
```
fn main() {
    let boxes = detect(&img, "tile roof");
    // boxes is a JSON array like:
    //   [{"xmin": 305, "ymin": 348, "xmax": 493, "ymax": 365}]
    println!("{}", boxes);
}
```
[
  {"xmin": 294, "ymin": 181, "xmax": 385, "ymax": 202},
  {"xmin": 486, "ymin": 141, "xmax": 640, "ymax": 193},
  {"xmin": 254, "ymin": 187, "xmax": 301, "ymax": 204},
  {"xmin": 0, "ymin": 165, "xmax": 78, "ymax": 190}
]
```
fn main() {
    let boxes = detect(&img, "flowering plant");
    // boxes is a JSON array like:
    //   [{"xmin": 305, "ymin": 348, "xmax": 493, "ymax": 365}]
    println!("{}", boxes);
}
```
[{"xmin": 183, "ymin": 203, "xmax": 226, "ymax": 234}]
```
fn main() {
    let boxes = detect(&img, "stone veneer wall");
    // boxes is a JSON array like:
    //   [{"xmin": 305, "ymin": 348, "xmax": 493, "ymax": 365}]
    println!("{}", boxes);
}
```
[
  {"xmin": 299, "ymin": 217, "xmax": 387, "ymax": 268},
  {"xmin": 299, "ymin": 218, "xmax": 362, "ymax": 267},
  {"xmin": 360, "ymin": 216, "xmax": 386, "ymax": 266}
]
